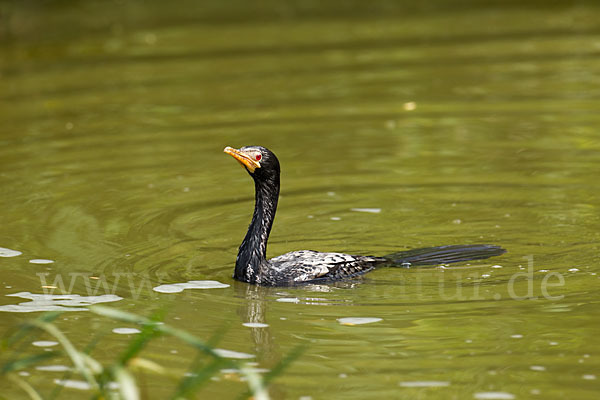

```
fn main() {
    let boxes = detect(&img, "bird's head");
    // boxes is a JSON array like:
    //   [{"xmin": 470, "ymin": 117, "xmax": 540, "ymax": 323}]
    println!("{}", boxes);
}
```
[{"xmin": 224, "ymin": 145, "xmax": 280, "ymax": 181}]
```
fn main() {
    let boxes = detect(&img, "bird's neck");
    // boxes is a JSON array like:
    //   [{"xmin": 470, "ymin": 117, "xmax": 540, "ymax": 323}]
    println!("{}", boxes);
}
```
[{"xmin": 234, "ymin": 175, "xmax": 279, "ymax": 283}]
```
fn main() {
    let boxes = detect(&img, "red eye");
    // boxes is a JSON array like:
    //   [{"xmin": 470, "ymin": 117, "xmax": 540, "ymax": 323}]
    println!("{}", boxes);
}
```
[{"xmin": 255, "ymin": 154, "xmax": 262, "ymax": 161}]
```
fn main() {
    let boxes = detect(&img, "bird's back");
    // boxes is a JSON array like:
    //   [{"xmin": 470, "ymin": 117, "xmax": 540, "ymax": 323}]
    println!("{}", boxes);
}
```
[{"xmin": 267, "ymin": 250, "xmax": 385, "ymax": 285}]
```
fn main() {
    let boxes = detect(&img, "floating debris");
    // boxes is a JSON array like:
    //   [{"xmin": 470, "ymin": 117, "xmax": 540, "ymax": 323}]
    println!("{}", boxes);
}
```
[
  {"xmin": 337, "ymin": 317, "xmax": 382, "ymax": 326},
  {"xmin": 330, "ymin": 217, "xmax": 341, "ymax": 221},
  {"xmin": 583, "ymin": 374, "xmax": 596, "ymax": 380},
  {"xmin": 350, "ymin": 208, "xmax": 381, "ymax": 214},
  {"xmin": 153, "ymin": 280, "xmax": 230, "ymax": 293},
  {"xmin": 221, "ymin": 367, "xmax": 269, "ymax": 374},
  {"xmin": 530, "ymin": 365, "xmax": 546, "ymax": 371},
  {"xmin": 54, "ymin": 379, "xmax": 119, "ymax": 391},
  {"xmin": 112, "ymin": 327, "xmax": 141, "ymax": 335},
  {"xmin": 473, "ymin": 392, "xmax": 515, "ymax": 400},
  {"xmin": 29, "ymin": 258, "xmax": 54, "ymax": 264},
  {"xmin": 29, "ymin": 259, "xmax": 55, "ymax": 264},
  {"xmin": 242, "ymin": 322, "xmax": 269, "ymax": 328},
  {"xmin": 0, "ymin": 247, "xmax": 22, "ymax": 257},
  {"xmin": 213, "ymin": 349, "xmax": 255, "ymax": 359},
  {"xmin": 510, "ymin": 334, "xmax": 523, "ymax": 339},
  {"xmin": 0, "ymin": 292, "xmax": 122, "ymax": 313},
  {"xmin": 54, "ymin": 379, "xmax": 91, "ymax": 390},
  {"xmin": 276, "ymin": 297, "xmax": 300, "ymax": 303},
  {"xmin": 399, "ymin": 381, "xmax": 450, "ymax": 387},
  {"xmin": 403, "ymin": 101, "xmax": 417, "ymax": 111},
  {"xmin": 32, "ymin": 341, "xmax": 59, "ymax": 347},
  {"xmin": 36, "ymin": 365, "xmax": 70, "ymax": 372},
  {"xmin": 568, "ymin": 268, "xmax": 580, "ymax": 272}
]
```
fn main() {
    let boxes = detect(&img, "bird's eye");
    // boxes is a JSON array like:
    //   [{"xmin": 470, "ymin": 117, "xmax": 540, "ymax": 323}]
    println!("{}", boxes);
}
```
[{"xmin": 255, "ymin": 154, "xmax": 262, "ymax": 161}]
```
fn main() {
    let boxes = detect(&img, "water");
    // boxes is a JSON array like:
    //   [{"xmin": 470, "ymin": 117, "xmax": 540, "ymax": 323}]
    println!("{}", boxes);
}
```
[{"xmin": 1, "ymin": 1, "xmax": 599, "ymax": 398}]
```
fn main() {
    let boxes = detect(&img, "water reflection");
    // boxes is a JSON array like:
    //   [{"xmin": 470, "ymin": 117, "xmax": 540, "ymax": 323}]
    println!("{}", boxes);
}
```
[{"xmin": 234, "ymin": 282, "xmax": 279, "ymax": 364}]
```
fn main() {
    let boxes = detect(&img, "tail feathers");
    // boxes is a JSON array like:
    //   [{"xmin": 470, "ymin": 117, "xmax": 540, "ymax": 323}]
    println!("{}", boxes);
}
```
[{"xmin": 386, "ymin": 244, "xmax": 506, "ymax": 266}]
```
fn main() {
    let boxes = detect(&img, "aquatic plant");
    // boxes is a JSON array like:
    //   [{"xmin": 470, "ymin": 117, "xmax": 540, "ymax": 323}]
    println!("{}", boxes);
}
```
[{"xmin": 1, "ymin": 306, "xmax": 303, "ymax": 400}]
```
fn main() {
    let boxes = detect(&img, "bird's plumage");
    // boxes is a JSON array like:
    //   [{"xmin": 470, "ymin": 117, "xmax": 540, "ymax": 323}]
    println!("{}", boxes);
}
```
[{"xmin": 224, "ymin": 145, "xmax": 505, "ymax": 286}]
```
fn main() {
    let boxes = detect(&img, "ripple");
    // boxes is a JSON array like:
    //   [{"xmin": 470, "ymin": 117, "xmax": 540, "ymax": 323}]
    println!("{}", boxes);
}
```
[
  {"xmin": 337, "ymin": 317, "xmax": 382, "ymax": 325},
  {"xmin": 0, "ymin": 292, "xmax": 123, "ymax": 312},
  {"xmin": 153, "ymin": 280, "xmax": 230, "ymax": 293},
  {"xmin": 0, "ymin": 247, "xmax": 22, "ymax": 257}
]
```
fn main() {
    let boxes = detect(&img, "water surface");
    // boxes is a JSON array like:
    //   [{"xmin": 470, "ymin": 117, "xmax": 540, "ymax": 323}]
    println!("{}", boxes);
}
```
[{"xmin": 1, "ymin": 1, "xmax": 599, "ymax": 399}]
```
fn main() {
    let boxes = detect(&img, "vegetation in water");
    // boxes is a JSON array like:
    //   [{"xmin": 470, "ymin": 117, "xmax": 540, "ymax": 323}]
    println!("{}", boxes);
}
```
[{"xmin": 1, "ymin": 306, "xmax": 303, "ymax": 400}]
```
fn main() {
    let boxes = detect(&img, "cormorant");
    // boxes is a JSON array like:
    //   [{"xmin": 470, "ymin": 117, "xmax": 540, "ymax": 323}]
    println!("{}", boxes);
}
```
[{"xmin": 224, "ymin": 145, "xmax": 505, "ymax": 286}]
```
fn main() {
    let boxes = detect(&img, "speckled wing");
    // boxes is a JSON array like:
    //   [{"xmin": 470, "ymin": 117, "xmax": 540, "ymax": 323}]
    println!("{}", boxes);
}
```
[{"xmin": 269, "ymin": 250, "xmax": 384, "ymax": 284}]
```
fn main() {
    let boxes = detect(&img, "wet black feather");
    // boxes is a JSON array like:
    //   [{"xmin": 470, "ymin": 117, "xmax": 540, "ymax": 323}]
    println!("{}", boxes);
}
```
[{"xmin": 229, "ymin": 146, "xmax": 505, "ymax": 286}]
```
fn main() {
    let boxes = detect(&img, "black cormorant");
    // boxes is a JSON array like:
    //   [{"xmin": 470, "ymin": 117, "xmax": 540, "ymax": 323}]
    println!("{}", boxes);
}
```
[{"xmin": 224, "ymin": 145, "xmax": 505, "ymax": 286}]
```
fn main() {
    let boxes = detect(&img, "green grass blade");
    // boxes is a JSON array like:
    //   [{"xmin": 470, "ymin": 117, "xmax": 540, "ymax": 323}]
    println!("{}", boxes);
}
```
[
  {"xmin": 90, "ymin": 306, "xmax": 226, "ymax": 361},
  {"xmin": 113, "ymin": 365, "xmax": 140, "ymax": 400},
  {"xmin": 6, "ymin": 373, "xmax": 43, "ymax": 400},
  {"xmin": 2, "ymin": 352, "xmax": 58, "ymax": 374},
  {"xmin": 170, "ymin": 358, "xmax": 225, "ymax": 400},
  {"xmin": 262, "ymin": 345, "xmax": 305, "ymax": 387},
  {"xmin": 28, "ymin": 320, "xmax": 98, "ymax": 390},
  {"xmin": 239, "ymin": 365, "xmax": 269, "ymax": 400},
  {"xmin": 236, "ymin": 345, "xmax": 305, "ymax": 400},
  {"xmin": 117, "ymin": 324, "xmax": 161, "ymax": 366},
  {"xmin": 4, "ymin": 312, "xmax": 62, "ymax": 345}
]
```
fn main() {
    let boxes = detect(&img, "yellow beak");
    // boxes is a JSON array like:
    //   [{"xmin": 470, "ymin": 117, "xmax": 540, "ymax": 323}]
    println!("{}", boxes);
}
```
[{"xmin": 224, "ymin": 146, "xmax": 261, "ymax": 173}]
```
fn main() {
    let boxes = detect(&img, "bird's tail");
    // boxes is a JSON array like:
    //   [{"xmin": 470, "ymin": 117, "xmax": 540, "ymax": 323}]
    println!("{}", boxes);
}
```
[{"xmin": 385, "ymin": 244, "xmax": 506, "ymax": 267}]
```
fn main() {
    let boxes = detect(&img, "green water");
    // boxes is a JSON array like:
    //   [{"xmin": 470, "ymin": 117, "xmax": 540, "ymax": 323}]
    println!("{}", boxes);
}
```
[{"xmin": 1, "ymin": 1, "xmax": 600, "ymax": 398}]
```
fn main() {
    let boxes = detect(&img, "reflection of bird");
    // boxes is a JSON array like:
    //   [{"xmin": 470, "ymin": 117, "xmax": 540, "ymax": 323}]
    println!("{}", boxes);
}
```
[{"xmin": 224, "ymin": 146, "xmax": 505, "ymax": 286}]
